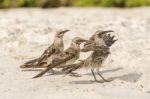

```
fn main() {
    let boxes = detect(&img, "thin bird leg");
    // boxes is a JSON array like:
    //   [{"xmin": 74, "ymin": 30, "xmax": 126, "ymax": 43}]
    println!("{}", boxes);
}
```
[
  {"xmin": 91, "ymin": 69, "xmax": 103, "ymax": 83},
  {"xmin": 97, "ymin": 68, "xmax": 112, "ymax": 82}
]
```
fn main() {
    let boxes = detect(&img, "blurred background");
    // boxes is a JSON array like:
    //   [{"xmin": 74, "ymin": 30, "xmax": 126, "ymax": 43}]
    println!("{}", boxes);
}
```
[
  {"xmin": 0, "ymin": 0, "xmax": 150, "ymax": 98},
  {"xmin": 0, "ymin": 0, "xmax": 150, "ymax": 8}
]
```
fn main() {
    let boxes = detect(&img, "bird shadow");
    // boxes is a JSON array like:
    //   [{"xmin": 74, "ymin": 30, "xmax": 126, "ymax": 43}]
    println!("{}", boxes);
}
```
[
  {"xmin": 46, "ymin": 70, "xmax": 66, "ymax": 76},
  {"xmin": 85, "ymin": 67, "xmax": 123, "ymax": 75},
  {"xmin": 22, "ymin": 67, "xmax": 142, "ymax": 84},
  {"xmin": 69, "ymin": 80, "xmax": 95, "ymax": 84},
  {"xmin": 69, "ymin": 67, "xmax": 142, "ymax": 84},
  {"xmin": 110, "ymin": 73, "xmax": 142, "ymax": 83},
  {"xmin": 22, "ymin": 69, "xmax": 44, "ymax": 71}
]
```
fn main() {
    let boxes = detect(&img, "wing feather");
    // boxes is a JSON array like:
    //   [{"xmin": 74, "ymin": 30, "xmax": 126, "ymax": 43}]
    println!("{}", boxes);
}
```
[
  {"xmin": 20, "ymin": 45, "xmax": 57, "ymax": 68},
  {"xmin": 33, "ymin": 51, "xmax": 76, "ymax": 78}
]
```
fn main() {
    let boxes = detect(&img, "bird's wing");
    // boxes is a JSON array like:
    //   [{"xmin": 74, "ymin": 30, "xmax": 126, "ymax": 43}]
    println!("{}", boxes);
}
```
[
  {"xmin": 22, "ymin": 58, "xmax": 37, "ymax": 65},
  {"xmin": 37, "ymin": 45, "xmax": 57, "ymax": 64},
  {"xmin": 20, "ymin": 45, "xmax": 57, "ymax": 68},
  {"xmin": 33, "ymin": 50, "xmax": 76, "ymax": 78}
]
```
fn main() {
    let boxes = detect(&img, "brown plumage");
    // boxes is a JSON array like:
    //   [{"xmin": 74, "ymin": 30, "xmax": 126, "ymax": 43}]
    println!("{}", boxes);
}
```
[
  {"xmin": 62, "ymin": 33, "xmax": 117, "ymax": 83},
  {"xmin": 20, "ymin": 30, "xmax": 69, "ymax": 68},
  {"xmin": 33, "ymin": 37, "xmax": 87, "ymax": 78}
]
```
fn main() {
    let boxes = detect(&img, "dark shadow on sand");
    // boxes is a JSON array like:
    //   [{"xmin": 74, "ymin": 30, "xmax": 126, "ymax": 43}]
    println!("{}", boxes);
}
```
[
  {"xmin": 69, "ymin": 67, "xmax": 142, "ymax": 84},
  {"xmin": 22, "ymin": 69, "xmax": 44, "ymax": 71},
  {"xmin": 69, "ymin": 80, "xmax": 95, "ymax": 84},
  {"xmin": 22, "ymin": 69, "xmax": 66, "ymax": 77},
  {"xmin": 85, "ymin": 67, "xmax": 123, "ymax": 75},
  {"xmin": 22, "ymin": 67, "xmax": 142, "ymax": 83},
  {"xmin": 110, "ymin": 73, "xmax": 142, "ymax": 83}
]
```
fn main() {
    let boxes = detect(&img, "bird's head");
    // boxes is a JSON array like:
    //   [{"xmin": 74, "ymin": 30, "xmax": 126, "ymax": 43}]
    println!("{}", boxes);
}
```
[
  {"xmin": 56, "ymin": 29, "xmax": 70, "ymax": 38},
  {"xmin": 72, "ymin": 37, "xmax": 87, "ymax": 45}
]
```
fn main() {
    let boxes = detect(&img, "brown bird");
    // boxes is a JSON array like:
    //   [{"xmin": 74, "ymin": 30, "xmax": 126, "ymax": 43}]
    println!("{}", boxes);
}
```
[
  {"xmin": 20, "ymin": 29, "xmax": 70, "ymax": 69},
  {"xmin": 33, "ymin": 37, "xmax": 87, "ymax": 78},
  {"xmin": 62, "ymin": 34, "xmax": 117, "ymax": 83}
]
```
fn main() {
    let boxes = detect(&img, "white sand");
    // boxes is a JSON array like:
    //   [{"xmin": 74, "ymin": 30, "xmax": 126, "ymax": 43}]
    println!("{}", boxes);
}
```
[{"xmin": 0, "ymin": 8, "xmax": 150, "ymax": 99}]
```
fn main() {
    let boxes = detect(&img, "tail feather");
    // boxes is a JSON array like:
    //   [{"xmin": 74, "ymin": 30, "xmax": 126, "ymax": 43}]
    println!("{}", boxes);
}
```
[
  {"xmin": 20, "ymin": 58, "xmax": 39, "ymax": 68},
  {"xmin": 24, "ymin": 58, "xmax": 38, "ymax": 64}
]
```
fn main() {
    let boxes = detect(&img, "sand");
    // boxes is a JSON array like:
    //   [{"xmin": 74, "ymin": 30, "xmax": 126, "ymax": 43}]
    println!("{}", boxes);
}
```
[{"xmin": 0, "ymin": 7, "xmax": 150, "ymax": 99}]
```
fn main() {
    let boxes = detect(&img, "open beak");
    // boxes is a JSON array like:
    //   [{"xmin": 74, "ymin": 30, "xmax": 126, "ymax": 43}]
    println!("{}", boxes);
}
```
[{"xmin": 80, "ymin": 39, "xmax": 88, "ymax": 42}]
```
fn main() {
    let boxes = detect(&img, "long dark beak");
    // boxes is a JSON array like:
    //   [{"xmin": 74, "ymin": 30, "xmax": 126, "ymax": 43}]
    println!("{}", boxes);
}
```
[
  {"xmin": 100, "ymin": 30, "xmax": 114, "ymax": 35},
  {"xmin": 80, "ymin": 39, "xmax": 88, "ymax": 42},
  {"xmin": 60, "ymin": 29, "xmax": 70, "ymax": 34},
  {"xmin": 81, "ymin": 44, "xmax": 95, "ymax": 52},
  {"xmin": 97, "ymin": 30, "xmax": 114, "ymax": 37}
]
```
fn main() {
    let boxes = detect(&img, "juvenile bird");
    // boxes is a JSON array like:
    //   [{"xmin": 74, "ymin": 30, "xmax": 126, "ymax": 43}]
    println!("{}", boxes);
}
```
[
  {"xmin": 33, "ymin": 37, "xmax": 87, "ymax": 78},
  {"xmin": 20, "ymin": 29, "xmax": 69, "ymax": 69},
  {"xmin": 62, "ymin": 34, "xmax": 117, "ymax": 83}
]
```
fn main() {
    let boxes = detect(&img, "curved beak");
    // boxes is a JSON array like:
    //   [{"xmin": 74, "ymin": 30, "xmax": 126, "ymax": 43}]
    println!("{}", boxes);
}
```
[
  {"xmin": 100, "ymin": 30, "xmax": 114, "ymax": 35},
  {"xmin": 59, "ymin": 29, "xmax": 70, "ymax": 34}
]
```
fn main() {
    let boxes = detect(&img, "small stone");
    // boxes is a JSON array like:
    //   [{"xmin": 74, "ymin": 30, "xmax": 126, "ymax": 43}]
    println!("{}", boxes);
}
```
[{"xmin": 140, "ymin": 85, "xmax": 144, "ymax": 88}]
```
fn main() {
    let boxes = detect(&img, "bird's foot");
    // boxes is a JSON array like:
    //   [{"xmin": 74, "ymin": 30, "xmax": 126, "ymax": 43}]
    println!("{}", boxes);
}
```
[
  {"xmin": 69, "ymin": 72, "xmax": 81, "ymax": 77},
  {"xmin": 103, "ymin": 78, "xmax": 113, "ymax": 82}
]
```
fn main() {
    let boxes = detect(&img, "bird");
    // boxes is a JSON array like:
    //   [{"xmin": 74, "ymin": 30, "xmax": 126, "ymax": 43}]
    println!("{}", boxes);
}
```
[
  {"xmin": 62, "ymin": 33, "xmax": 117, "ymax": 83},
  {"xmin": 33, "ymin": 37, "xmax": 87, "ymax": 78},
  {"xmin": 20, "ymin": 29, "xmax": 70, "ymax": 69}
]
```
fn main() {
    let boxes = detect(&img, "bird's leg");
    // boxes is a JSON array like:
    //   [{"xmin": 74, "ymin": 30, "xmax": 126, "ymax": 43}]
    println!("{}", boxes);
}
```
[
  {"xmin": 97, "ymin": 68, "xmax": 112, "ymax": 82},
  {"xmin": 91, "ymin": 69, "xmax": 103, "ymax": 83}
]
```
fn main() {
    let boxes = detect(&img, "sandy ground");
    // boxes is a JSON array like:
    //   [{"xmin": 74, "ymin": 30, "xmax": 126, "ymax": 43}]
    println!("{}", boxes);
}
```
[{"xmin": 0, "ymin": 7, "xmax": 150, "ymax": 99}]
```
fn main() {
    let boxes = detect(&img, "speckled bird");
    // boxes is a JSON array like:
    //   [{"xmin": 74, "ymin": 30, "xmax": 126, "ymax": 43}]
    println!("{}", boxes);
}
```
[{"xmin": 20, "ymin": 30, "xmax": 70, "ymax": 69}]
